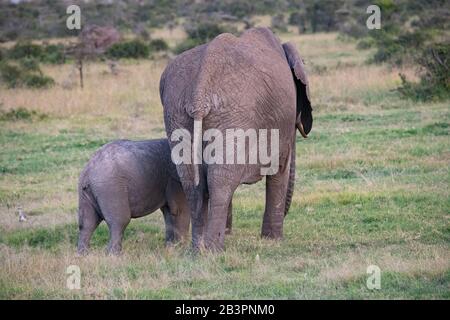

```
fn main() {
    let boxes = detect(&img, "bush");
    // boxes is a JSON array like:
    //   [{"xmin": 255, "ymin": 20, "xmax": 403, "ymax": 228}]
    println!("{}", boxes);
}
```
[
  {"xmin": 0, "ymin": 60, "xmax": 54, "ymax": 89},
  {"xmin": 356, "ymin": 37, "xmax": 375, "ymax": 50},
  {"xmin": 174, "ymin": 22, "xmax": 232, "ymax": 55},
  {"xmin": 7, "ymin": 42, "xmax": 65, "ymax": 64},
  {"xmin": 42, "ymin": 44, "xmax": 66, "ymax": 64},
  {"xmin": 185, "ymin": 22, "xmax": 228, "ymax": 43},
  {"xmin": 19, "ymin": 57, "xmax": 41, "ymax": 73},
  {"xmin": 149, "ymin": 39, "xmax": 169, "ymax": 52},
  {"xmin": 8, "ymin": 42, "xmax": 44, "ymax": 60},
  {"xmin": 173, "ymin": 38, "xmax": 202, "ymax": 55},
  {"xmin": 288, "ymin": 11, "xmax": 303, "ymax": 26},
  {"xmin": 106, "ymin": 40, "xmax": 150, "ymax": 59},
  {"xmin": 271, "ymin": 13, "xmax": 288, "ymax": 32},
  {"xmin": 23, "ymin": 74, "xmax": 54, "ymax": 88},
  {"xmin": 0, "ymin": 107, "xmax": 48, "ymax": 122},
  {"xmin": 398, "ymin": 43, "xmax": 450, "ymax": 101},
  {"xmin": 369, "ymin": 30, "xmax": 428, "ymax": 65},
  {"xmin": 0, "ymin": 62, "xmax": 22, "ymax": 88}
]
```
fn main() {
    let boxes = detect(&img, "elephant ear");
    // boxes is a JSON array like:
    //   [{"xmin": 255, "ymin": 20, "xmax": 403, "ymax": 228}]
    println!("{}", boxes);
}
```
[{"xmin": 282, "ymin": 42, "xmax": 313, "ymax": 137}]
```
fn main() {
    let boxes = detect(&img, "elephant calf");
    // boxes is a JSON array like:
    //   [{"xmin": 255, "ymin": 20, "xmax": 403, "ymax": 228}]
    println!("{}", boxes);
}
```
[{"xmin": 77, "ymin": 139, "xmax": 190, "ymax": 255}]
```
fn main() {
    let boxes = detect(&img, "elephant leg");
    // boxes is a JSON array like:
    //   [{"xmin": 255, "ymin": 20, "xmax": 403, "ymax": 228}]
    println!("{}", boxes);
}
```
[
  {"xmin": 96, "ymin": 189, "xmax": 131, "ymax": 255},
  {"xmin": 163, "ymin": 205, "xmax": 190, "ymax": 244},
  {"xmin": 261, "ymin": 160, "xmax": 290, "ymax": 239},
  {"xmin": 183, "ymin": 183, "xmax": 208, "ymax": 250},
  {"xmin": 162, "ymin": 205, "xmax": 176, "ymax": 244},
  {"xmin": 77, "ymin": 196, "xmax": 101, "ymax": 255},
  {"xmin": 165, "ymin": 179, "xmax": 191, "ymax": 244},
  {"xmin": 174, "ymin": 208, "xmax": 191, "ymax": 243},
  {"xmin": 225, "ymin": 200, "xmax": 233, "ymax": 235},
  {"xmin": 106, "ymin": 221, "xmax": 129, "ymax": 255},
  {"xmin": 205, "ymin": 168, "xmax": 238, "ymax": 251},
  {"xmin": 174, "ymin": 198, "xmax": 192, "ymax": 242}
]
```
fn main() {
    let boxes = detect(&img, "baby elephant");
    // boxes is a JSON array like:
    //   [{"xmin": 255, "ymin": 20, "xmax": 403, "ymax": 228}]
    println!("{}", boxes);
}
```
[{"xmin": 77, "ymin": 139, "xmax": 190, "ymax": 255}]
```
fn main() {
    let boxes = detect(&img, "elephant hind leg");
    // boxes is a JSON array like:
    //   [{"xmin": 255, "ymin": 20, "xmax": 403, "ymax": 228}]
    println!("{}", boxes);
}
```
[
  {"xmin": 164, "ymin": 179, "xmax": 191, "ymax": 244},
  {"xmin": 162, "ymin": 205, "xmax": 175, "ymax": 244},
  {"xmin": 261, "ymin": 147, "xmax": 295, "ymax": 239},
  {"xmin": 77, "ymin": 191, "xmax": 102, "ymax": 255},
  {"xmin": 106, "ymin": 220, "xmax": 129, "ymax": 255},
  {"xmin": 225, "ymin": 200, "xmax": 233, "ymax": 235},
  {"xmin": 261, "ymin": 164, "xmax": 290, "ymax": 239},
  {"xmin": 205, "ymin": 169, "xmax": 239, "ymax": 251},
  {"xmin": 96, "ymin": 188, "xmax": 131, "ymax": 255},
  {"xmin": 180, "ymin": 173, "xmax": 208, "ymax": 250}
]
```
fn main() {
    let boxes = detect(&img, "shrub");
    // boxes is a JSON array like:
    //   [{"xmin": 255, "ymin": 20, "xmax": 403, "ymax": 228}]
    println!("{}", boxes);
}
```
[
  {"xmin": 175, "ymin": 22, "xmax": 231, "ymax": 55},
  {"xmin": 271, "ymin": 13, "xmax": 288, "ymax": 32},
  {"xmin": 149, "ymin": 38, "xmax": 169, "ymax": 52},
  {"xmin": 23, "ymin": 73, "xmax": 54, "ymax": 88},
  {"xmin": 370, "ymin": 30, "xmax": 428, "ymax": 65},
  {"xmin": 0, "ymin": 62, "xmax": 22, "ymax": 88},
  {"xmin": 398, "ymin": 42, "xmax": 450, "ymax": 101},
  {"xmin": 185, "ymin": 22, "xmax": 228, "ymax": 43},
  {"xmin": 0, "ymin": 107, "xmax": 48, "ymax": 122},
  {"xmin": 7, "ymin": 42, "xmax": 65, "ymax": 64},
  {"xmin": 0, "ymin": 60, "xmax": 54, "ymax": 89},
  {"xmin": 288, "ymin": 11, "xmax": 303, "ymax": 26},
  {"xmin": 173, "ymin": 38, "xmax": 202, "ymax": 55},
  {"xmin": 19, "ymin": 57, "xmax": 41, "ymax": 73},
  {"xmin": 106, "ymin": 40, "xmax": 150, "ymax": 59},
  {"xmin": 42, "ymin": 44, "xmax": 66, "ymax": 64},
  {"xmin": 368, "ymin": 31, "xmax": 403, "ymax": 65},
  {"xmin": 356, "ymin": 38, "xmax": 375, "ymax": 50},
  {"xmin": 8, "ymin": 42, "xmax": 44, "ymax": 60}
]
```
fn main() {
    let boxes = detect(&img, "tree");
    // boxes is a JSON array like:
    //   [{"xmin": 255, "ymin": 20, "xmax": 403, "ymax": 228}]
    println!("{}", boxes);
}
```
[{"xmin": 70, "ymin": 25, "xmax": 120, "ymax": 88}]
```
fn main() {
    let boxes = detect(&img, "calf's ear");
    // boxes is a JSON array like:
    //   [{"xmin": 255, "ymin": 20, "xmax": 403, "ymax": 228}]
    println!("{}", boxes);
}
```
[{"xmin": 282, "ymin": 42, "xmax": 313, "ymax": 137}]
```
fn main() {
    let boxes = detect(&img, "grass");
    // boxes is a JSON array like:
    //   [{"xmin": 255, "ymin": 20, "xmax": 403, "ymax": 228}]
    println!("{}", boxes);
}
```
[{"xmin": 0, "ymin": 27, "xmax": 449, "ymax": 299}]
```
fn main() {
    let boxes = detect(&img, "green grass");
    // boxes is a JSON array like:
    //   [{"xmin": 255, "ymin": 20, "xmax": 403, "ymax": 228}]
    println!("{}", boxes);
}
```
[{"xmin": 0, "ymin": 32, "xmax": 449, "ymax": 299}]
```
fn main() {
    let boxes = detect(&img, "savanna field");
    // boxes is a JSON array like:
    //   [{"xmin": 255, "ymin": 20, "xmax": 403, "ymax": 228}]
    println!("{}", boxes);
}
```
[{"xmin": 0, "ymin": 26, "xmax": 449, "ymax": 299}]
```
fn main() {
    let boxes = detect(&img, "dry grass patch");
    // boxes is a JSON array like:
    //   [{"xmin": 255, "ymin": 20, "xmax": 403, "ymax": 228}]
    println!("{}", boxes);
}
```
[
  {"xmin": 320, "ymin": 243, "xmax": 450, "ymax": 283},
  {"xmin": 1, "ymin": 60, "xmax": 166, "ymax": 121}
]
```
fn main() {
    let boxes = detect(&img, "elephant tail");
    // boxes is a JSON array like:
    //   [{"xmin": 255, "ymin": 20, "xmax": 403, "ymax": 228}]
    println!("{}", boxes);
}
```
[
  {"xmin": 187, "ymin": 93, "xmax": 219, "ymax": 186},
  {"xmin": 192, "ymin": 117, "xmax": 203, "ymax": 186},
  {"xmin": 284, "ymin": 137, "xmax": 296, "ymax": 216}
]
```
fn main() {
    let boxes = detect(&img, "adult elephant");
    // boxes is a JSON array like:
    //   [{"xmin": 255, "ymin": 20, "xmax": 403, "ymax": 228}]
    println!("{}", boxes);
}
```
[{"xmin": 159, "ymin": 27, "xmax": 312, "ymax": 251}]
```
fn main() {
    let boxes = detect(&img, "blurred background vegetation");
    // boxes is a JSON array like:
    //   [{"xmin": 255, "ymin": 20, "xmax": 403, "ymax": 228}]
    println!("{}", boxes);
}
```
[{"xmin": 0, "ymin": 0, "xmax": 448, "ymax": 99}]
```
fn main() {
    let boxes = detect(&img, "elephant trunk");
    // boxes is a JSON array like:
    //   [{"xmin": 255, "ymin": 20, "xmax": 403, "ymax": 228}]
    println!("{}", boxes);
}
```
[{"xmin": 284, "ymin": 137, "xmax": 296, "ymax": 216}]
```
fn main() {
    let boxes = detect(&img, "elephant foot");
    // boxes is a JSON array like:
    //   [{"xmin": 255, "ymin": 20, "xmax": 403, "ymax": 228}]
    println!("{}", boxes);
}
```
[
  {"xmin": 261, "ymin": 218, "xmax": 284, "ymax": 240},
  {"xmin": 204, "ymin": 228, "xmax": 226, "ymax": 252},
  {"xmin": 77, "ymin": 245, "xmax": 90, "ymax": 256},
  {"xmin": 261, "ymin": 228, "xmax": 283, "ymax": 240},
  {"xmin": 192, "ymin": 239, "xmax": 225, "ymax": 253},
  {"xmin": 204, "ymin": 242, "xmax": 225, "ymax": 253},
  {"xmin": 192, "ymin": 235, "xmax": 224, "ymax": 253},
  {"xmin": 106, "ymin": 244, "xmax": 122, "ymax": 256}
]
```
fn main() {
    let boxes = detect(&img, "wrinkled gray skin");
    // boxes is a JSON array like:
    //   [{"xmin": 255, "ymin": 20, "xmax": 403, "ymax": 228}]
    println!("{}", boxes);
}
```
[
  {"xmin": 159, "ymin": 27, "xmax": 312, "ymax": 251},
  {"xmin": 77, "ymin": 139, "xmax": 198, "ymax": 255}
]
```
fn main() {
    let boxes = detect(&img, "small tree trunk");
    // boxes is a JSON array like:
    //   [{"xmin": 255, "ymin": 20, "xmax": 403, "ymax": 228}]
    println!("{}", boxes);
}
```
[{"xmin": 78, "ymin": 59, "xmax": 84, "ymax": 89}]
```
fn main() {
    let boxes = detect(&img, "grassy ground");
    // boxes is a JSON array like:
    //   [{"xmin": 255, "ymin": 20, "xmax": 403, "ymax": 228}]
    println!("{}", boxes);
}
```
[{"xmin": 0, "ymin": 30, "xmax": 449, "ymax": 299}]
